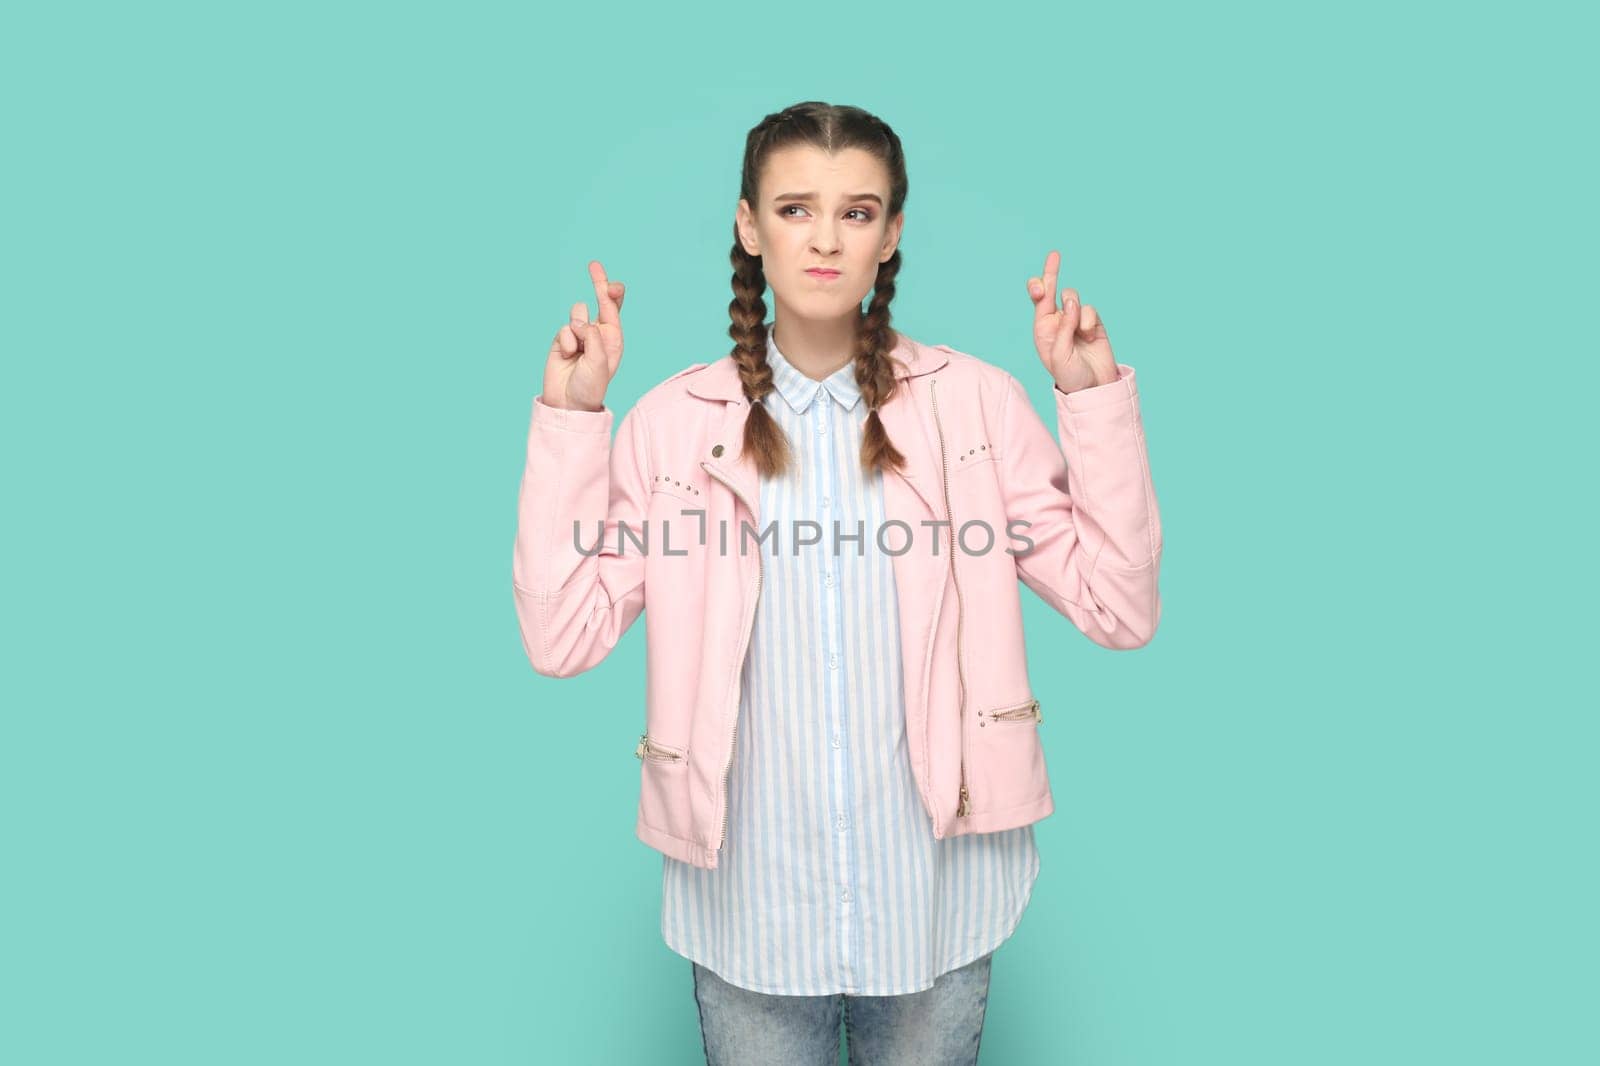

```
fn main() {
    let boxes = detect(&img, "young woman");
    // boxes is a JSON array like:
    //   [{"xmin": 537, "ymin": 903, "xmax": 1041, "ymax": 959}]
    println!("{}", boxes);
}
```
[{"xmin": 514, "ymin": 101, "xmax": 1162, "ymax": 1065}]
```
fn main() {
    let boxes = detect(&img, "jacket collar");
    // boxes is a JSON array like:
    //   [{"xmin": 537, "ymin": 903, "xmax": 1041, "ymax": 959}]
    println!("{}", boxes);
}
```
[
  {"xmin": 686, "ymin": 329, "xmax": 948, "ymax": 404},
  {"xmin": 693, "ymin": 330, "xmax": 951, "ymax": 525}
]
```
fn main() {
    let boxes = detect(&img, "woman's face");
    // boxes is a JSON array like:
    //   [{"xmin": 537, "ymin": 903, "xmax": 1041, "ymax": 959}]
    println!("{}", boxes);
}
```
[{"xmin": 736, "ymin": 145, "xmax": 903, "ymax": 322}]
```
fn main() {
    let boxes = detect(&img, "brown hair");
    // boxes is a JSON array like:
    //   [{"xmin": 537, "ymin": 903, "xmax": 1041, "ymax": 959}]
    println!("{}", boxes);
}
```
[{"xmin": 728, "ymin": 101, "xmax": 908, "ymax": 478}]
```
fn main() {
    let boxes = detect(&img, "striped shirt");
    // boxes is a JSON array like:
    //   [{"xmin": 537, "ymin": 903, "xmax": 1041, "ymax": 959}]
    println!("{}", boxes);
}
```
[{"xmin": 660, "ymin": 326, "xmax": 1039, "ymax": 995}]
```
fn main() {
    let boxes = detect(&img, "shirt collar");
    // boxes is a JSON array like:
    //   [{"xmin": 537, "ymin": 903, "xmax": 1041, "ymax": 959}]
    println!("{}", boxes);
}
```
[{"xmin": 765, "ymin": 326, "xmax": 861, "ymax": 414}]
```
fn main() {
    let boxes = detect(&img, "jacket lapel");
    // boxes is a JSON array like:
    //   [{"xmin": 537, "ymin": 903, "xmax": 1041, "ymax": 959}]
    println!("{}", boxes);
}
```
[{"xmin": 874, "ymin": 377, "xmax": 944, "ymax": 523}]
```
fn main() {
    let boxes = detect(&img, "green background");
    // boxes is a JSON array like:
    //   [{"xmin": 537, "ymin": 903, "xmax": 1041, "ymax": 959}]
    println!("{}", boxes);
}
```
[{"xmin": 4, "ymin": 1, "xmax": 1594, "ymax": 1063}]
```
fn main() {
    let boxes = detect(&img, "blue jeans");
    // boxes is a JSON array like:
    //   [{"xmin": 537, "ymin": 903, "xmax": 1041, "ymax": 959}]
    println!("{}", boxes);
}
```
[{"xmin": 691, "ymin": 951, "xmax": 993, "ymax": 1065}]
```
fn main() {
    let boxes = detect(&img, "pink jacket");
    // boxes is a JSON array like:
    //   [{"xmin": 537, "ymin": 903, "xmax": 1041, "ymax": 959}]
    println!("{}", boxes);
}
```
[{"xmin": 512, "ymin": 332, "xmax": 1162, "ymax": 870}]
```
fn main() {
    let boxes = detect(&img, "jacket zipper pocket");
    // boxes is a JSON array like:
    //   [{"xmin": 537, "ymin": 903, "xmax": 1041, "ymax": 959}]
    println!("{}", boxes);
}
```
[
  {"xmin": 929, "ymin": 376, "xmax": 971, "ymax": 819},
  {"xmin": 981, "ymin": 698, "xmax": 1042, "ymax": 725},
  {"xmin": 635, "ymin": 733, "xmax": 686, "ymax": 762}
]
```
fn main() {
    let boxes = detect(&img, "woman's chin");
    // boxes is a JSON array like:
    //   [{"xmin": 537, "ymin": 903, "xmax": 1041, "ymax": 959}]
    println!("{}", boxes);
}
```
[{"xmin": 777, "ymin": 291, "xmax": 868, "ymax": 319}]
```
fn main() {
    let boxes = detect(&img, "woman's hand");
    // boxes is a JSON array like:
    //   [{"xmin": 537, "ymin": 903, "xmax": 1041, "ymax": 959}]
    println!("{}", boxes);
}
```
[
  {"xmin": 543, "ymin": 260, "xmax": 626, "ymax": 412},
  {"xmin": 1027, "ymin": 250, "xmax": 1117, "ymax": 395}
]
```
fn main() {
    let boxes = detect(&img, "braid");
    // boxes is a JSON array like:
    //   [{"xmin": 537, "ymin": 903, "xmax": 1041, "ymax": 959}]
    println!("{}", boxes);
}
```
[
  {"xmin": 854, "ymin": 249, "xmax": 907, "ymax": 475},
  {"xmin": 728, "ymin": 228, "xmax": 791, "ymax": 478}
]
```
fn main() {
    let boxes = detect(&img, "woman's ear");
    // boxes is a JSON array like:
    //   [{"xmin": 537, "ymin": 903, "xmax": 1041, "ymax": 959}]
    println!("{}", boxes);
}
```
[
  {"xmin": 880, "ymin": 211, "xmax": 905, "ymax": 262},
  {"xmin": 735, "ymin": 198, "xmax": 760, "ymax": 257}
]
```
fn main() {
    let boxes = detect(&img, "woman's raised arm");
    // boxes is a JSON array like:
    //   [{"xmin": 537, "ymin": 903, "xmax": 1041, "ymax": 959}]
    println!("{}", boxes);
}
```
[{"xmin": 512, "ymin": 261, "xmax": 651, "ymax": 677}]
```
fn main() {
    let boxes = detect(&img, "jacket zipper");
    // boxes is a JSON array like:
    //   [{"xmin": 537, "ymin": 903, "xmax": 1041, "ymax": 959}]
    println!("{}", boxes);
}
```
[
  {"xmin": 928, "ymin": 377, "xmax": 971, "ymax": 819},
  {"xmin": 701, "ymin": 460, "xmax": 764, "ymax": 853},
  {"xmin": 982, "ymin": 698, "xmax": 1042, "ymax": 724},
  {"xmin": 635, "ymin": 733, "xmax": 686, "ymax": 761}
]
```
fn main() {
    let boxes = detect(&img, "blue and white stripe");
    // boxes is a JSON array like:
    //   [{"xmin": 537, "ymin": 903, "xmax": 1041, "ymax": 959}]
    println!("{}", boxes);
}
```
[{"xmin": 661, "ymin": 326, "xmax": 1039, "ymax": 996}]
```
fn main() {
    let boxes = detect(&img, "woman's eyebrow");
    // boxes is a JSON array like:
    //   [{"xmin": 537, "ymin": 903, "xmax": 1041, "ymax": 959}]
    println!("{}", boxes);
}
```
[{"xmin": 773, "ymin": 191, "xmax": 884, "ymax": 207}]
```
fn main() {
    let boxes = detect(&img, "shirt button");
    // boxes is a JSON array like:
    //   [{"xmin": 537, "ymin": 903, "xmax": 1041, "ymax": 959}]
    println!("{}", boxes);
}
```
[
  {"xmin": 840, "ymin": 889, "xmax": 852, "ymax": 903},
  {"xmin": 816, "ymin": 420, "xmax": 828, "ymax": 435},
  {"xmin": 831, "ymin": 733, "xmax": 842, "ymax": 748},
  {"xmin": 827, "ymin": 652, "xmax": 839, "ymax": 669},
  {"xmin": 836, "ymin": 814, "xmax": 849, "ymax": 831},
  {"xmin": 823, "ymin": 571, "xmax": 836, "ymax": 587},
  {"xmin": 820, "ymin": 495, "xmax": 830, "ymax": 508}
]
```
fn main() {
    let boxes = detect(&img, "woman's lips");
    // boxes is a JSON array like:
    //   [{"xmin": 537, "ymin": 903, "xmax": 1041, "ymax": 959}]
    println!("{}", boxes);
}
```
[{"xmin": 805, "ymin": 269, "xmax": 841, "ymax": 280}]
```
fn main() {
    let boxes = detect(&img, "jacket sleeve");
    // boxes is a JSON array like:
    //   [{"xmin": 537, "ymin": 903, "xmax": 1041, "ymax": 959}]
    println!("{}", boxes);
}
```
[
  {"xmin": 512, "ymin": 394, "xmax": 652, "ymax": 677},
  {"xmin": 998, "ymin": 364, "xmax": 1162, "ymax": 649}
]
